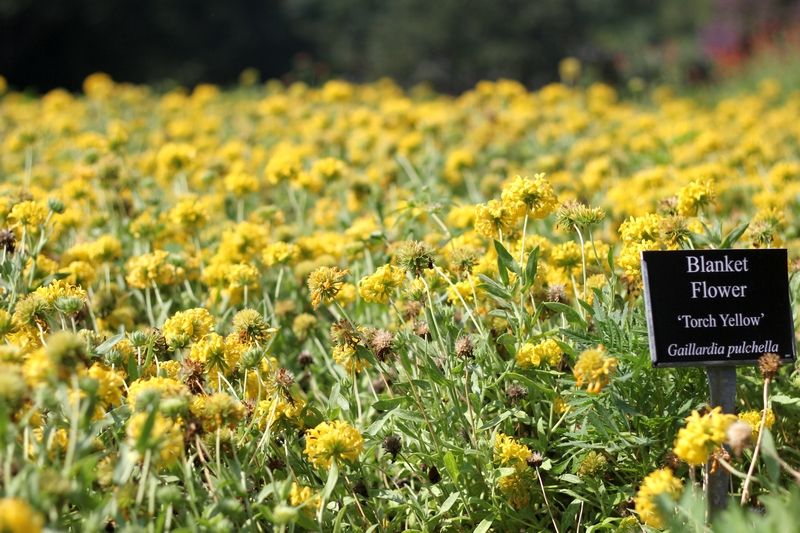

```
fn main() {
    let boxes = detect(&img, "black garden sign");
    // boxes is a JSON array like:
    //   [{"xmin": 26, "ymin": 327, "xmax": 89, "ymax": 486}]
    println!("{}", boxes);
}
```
[{"xmin": 641, "ymin": 248, "xmax": 796, "ymax": 367}]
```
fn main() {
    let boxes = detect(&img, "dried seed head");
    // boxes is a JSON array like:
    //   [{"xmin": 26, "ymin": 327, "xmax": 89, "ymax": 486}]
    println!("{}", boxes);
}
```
[
  {"xmin": 414, "ymin": 321, "xmax": 430, "ymax": 339},
  {"xmin": 275, "ymin": 368, "xmax": 294, "ymax": 388},
  {"xmin": 395, "ymin": 240, "xmax": 435, "ymax": 277},
  {"xmin": 0, "ymin": 229, "xmax": 16, "ymax": 254},
  {"xmin": 426, "ymin": 465, "xmax": 441, "ymax": 484},
  {"xmin": 726, "ymin": 420, "xmax": 753, "ymax": 458},
  {"xmin": 546, "ymin": 284, "xmax": 567, "ymax": 303},
  {"xmin": 758, "ymin": 353, "xmax": 781, "ymax": 381},
  {"xmin": 298, "ymin": 350, "xmax": 313, "ymax": 367},
  {"xmin": 526, "ymin": 451, "xmax": 544, "ymax": 468},
  {"xmin": 505, "ymin": 383, "xmax": 527, "ymax": 403},
  {"xmin": 368, "ymin": 329, "xmax": 395, "ymax": 361},
  {"xmin": 402, "ymin": 301, "xmax": 423, "ymax": 321},
  {"xmin": 383, "ymin": 434, "xmax": 402, "ymax": 460},
  {"xmin": 661, "ymin": 450, "xmax": 681, "ymax": 471},
  {"xmin": 181, "ymin": 358, "xmax": 206, "ymax": 394},
  {"xmin": 455, "ymin": 336, "xmax": 474, "ymax": 359}
]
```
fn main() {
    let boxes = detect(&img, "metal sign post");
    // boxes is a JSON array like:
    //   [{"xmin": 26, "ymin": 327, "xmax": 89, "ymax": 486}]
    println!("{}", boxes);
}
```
[{"xmin": 706, "ymin": 366, "xmax": 737, "ymax": 516}]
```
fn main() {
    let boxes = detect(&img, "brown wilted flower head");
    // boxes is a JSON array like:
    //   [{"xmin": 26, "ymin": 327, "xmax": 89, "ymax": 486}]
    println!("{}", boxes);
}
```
[
  {"xmin": 546, "ymin": 284, "xmax": 567, "ymax": 303},
  {"xmin": 414, "ymin": 321, "xmax": 431, "ymax": 339},
  {"xmin": 298, "ymin": 350, "xmax": 313, "ymax": 367},
  {"xmin": 527, "ymin": 451, "xmax": 544, "ymax": 468},
  {"xmin": 402, "ymin": 301, "xmax": 422, "ymax": 321},
  {"xmin": 0, "ymin": 229, "xmax": 16, "ymax": 254},
  {"xmin": 383, "ymin": 434, "xmax": 402, "ymax": 460},
  {"xmin": 368, "ymin": 329, "xmax": 395, "ymax": 361},
  {"xmin": 758, "ymin": 353, "xmax": 781, "ymax": 381},
  {"xmin": 455, "ymin": 336, "xmax": 474, "ymax": 359},
  {"xmin": 505, "ymin": 383, "xmax": 527, "ymax": 403},
  {"xmin": 182, "ymin": 358, "xmax": 206, "ymax": 394},
  {"xmin": 275, "ymin": 367, "xmax": 294, "ymax": 389}
]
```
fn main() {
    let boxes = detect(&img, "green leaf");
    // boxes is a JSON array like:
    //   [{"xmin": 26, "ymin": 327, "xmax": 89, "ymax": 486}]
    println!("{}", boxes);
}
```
[
  {"xmin": 524, "ymin": 246, "xmax": 540, "ymax": 288},
  {"xmin": 542, "ymin": 302, "xmax": 584, "ymax": 325},
  {"xmin": 770, "ymin": 394, "xmax": 800, "ymax": 406},
  {"xmin": 719, "ymin": 222, "xmax": 750, "ymax": 249},
  {"xmin": 443, "ymin": 451, "xmax": 459, "ymax": 483},
  {"xmin": 371, "ymin": 396, "xmax": 406, "ymax": 411},
  {"xmin": 322, "ymin": 460, "xmax": 339, "ymax": 501},
  {"xmin": 94, "ymin": 332, "xmax": 125, "ymax": 355},
  {"xmin": 439, "ymin": 491, "xmax": 459, "ymax": 514},
  {"xmin": 494, "ymin": 239, "xmax": 519, "ymax": 274},
  {"xmin": 474, "ymin": 519, "xmax": 492, "ymax": 533}
]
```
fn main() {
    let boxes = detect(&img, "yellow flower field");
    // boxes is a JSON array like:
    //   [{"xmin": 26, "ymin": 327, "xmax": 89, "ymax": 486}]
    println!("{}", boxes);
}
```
[{"xmin": 0, "ymin": 71, "xmax": 799, "ymax": 530}]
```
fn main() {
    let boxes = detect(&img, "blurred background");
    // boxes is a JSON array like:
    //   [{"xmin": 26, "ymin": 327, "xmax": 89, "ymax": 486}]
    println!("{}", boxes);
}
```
[{"xmin": 2, "ymin": 0, "xmax": 800, "ymax": 92}]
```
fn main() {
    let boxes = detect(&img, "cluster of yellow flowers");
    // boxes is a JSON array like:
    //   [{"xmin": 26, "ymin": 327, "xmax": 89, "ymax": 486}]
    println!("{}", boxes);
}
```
[{"xmin": 673, "ymin": 406, "xmax": 737, "ymax": 466}]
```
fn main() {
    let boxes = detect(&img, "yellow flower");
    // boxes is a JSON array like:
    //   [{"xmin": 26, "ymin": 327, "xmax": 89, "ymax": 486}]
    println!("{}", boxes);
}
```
[
  {"xmin": 9, "ymin": 201, "xmax": 48, "ymax": 229},
  {"xmin": 501, "ymin": 174, "xmax": 558, "ymax": 220},
  {"xmin": 188, "ymin": 332, "xmax": 242, "ymax": 379},
  {"xmin": 162, "ymin": 307, "xmax": 215, "ymax": 349},
  {"xmin": 493, "ymin": 433, "xmax": 532, "ymax": 471},
  {"xmin": 332, "ymin": 344, "xmax": 370, "ymax": 374},
  {"xmin": 498, "ymin": 471, "xmax": 531, "ymax": 510},
  {"xmin": 474, "ymin": 200, "xmax": 516, "ymax": 238},
  {"xmin": 673, "ymin": 407, "xmax": 737, "ymax": 466},
  {"xmin": 738, "ymin": 409, "xmax": 776, "ymax": 440},
  {"xmin": 231, "ymin": 308, "xmax": 275, "ymax": 346},
  {"xmin": 676, "ymin": 180, "xmax": 715, "ymax": 216},
  {"xmin": 126, "ymin": 411, "xmax": 184, "ymax": 468},
  {"xmin": 189, "ymin": 392, "xmax": 245, "ymax": 432},
  {"xmin": 255, "ymin": 395, "xmax": 306, "ymax": 427},
  {"xmin": 633, "ymin": 468, "xmax": 683, "ymax": 529},
  {"xmin": 224, "ymin": 171, "xmax": 259, "ymax": 196},
  {"xmin": 87, "ymin": 363, "xmax": 126, "ymax": 409},
  {"xmin": 290, "ymin": 482, "xmax": 320, "ymax": 514},
  {"xmin": 0, "ymin": 497, "xmax": 44, "ymax": 533},
  {"xmin": 358, "ymin": 264, "xmax": 405, "ymax": 304},
  {"xmin": 125, "ymin": 250, "xmax": 180, "ymax": 289},
  {"xmin": 573, "ymin": 345, "xmax": 617, "ymax": 393},
  {"xmin": 516, "ymin": 339, "xmax": 562, "ymax": 368},
  {"xmin": 304, "ymin": 420, "xmax": 364, "ymax": 469},
  {"xmin": 307, "ymin": 266, "xmax": 348, "ymax": 309},
  {"xmin": 127, "ymin": 377, "xmax": 190, "ymax": 412},
  {"xmin": 262, "ymin": 242, "xmax": 300, "ymax": 267}
]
